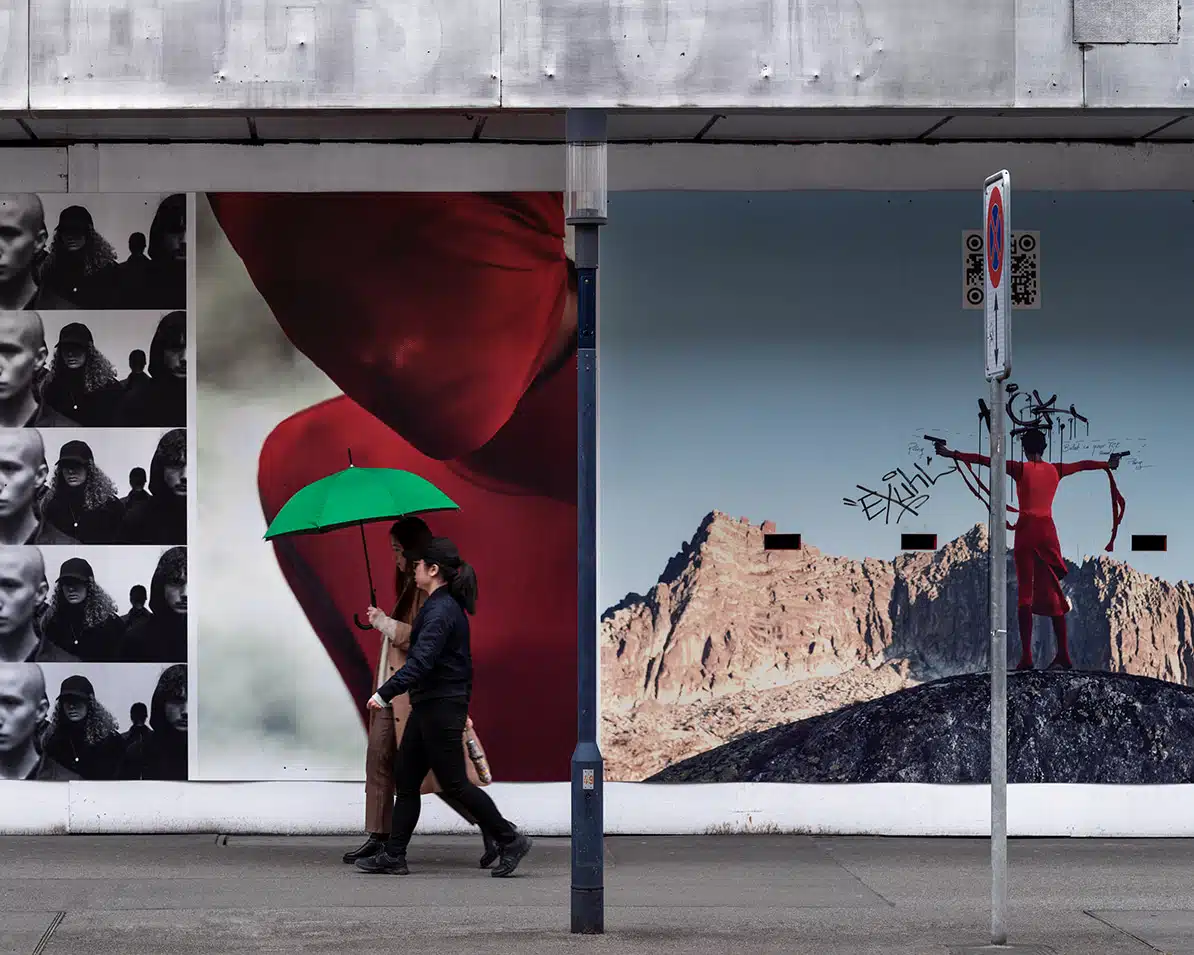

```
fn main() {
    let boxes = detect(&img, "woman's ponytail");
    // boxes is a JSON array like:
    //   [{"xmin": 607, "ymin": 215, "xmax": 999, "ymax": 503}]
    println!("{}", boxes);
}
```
[
  {"xmin": 420, "ymin": 537, "xmax": 478, "ymax": 615},
  {"xmin": 449, "ymin": 561, "xmax": 478, "ymax": 616}
]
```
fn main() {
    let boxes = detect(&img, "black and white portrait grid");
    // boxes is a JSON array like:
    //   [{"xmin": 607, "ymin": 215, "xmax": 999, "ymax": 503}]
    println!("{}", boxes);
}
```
[
  {"xmin": 0, "ymin": 662, "xmax": 188, "ymax": 781},
  {"xmin": 0, "ymin": 193, "xmax": 193, "ymax": 781}
]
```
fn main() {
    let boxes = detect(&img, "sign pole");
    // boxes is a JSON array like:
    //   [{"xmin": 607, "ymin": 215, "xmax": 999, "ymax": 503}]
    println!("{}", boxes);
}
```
[{"xmin": 983, "ymin": 169, "xmax": 1011, "ymax": 948}]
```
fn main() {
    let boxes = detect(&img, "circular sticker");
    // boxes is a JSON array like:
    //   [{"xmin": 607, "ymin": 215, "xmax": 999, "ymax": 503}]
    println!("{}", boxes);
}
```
[{"xmin": 986, "ymin": 187, "xmax": 1004, "ymax": 290}]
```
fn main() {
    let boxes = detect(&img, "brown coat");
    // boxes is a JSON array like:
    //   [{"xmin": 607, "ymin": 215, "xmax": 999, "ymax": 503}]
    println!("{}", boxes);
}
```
[{"xmin": 377, "ymin": 578, "xmax": 489, "ymax": 792}]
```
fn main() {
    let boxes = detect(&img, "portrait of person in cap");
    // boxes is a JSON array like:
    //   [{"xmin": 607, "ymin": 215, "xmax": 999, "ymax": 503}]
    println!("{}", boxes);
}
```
[
  {"xmin": 118, "ymin": 547, "xmax": 186, "ymax": 664},
  {"xmin": 0, "ymin": 663, "xmax": 77, "ymax": 780},
  {"xmin": 119, "ymin": 663, "xmax": 187, "ymax": 780},
  {"xmin": 37, "ymin": 205, "xmax": 119, "ymax": 308},
  {"xmin": 0, "ymin": 430, "xmax": 75, "ymax": 545},
  {"xmin": 0, "ymin": 310, "xmax": 75, "ymax": 428},
  {"xmin": 40, "ymin": 557, "xmax": 127, "ymax": 662},
  {"xmin": 0, "ymin": 194, "xmax": 75, "ymax": 311},
  {"xmin": 42, "ymin": 438, "xmax": 125, "ymax": 544},
  {"xmin": 115, "ymin": 311, "xmax": 187, "ymax": 428},
  {"xmin": 41, "ymin": 673, "xmax": 125, "ymax": 780},
  {"xmin": 0, "ymin": 547, "xmax": 74, "ymax": 664},
  {"xmin": 41, "ymin": 321, "xmax": 122, "ymax": 427},
  {"xmin": 120, "ymin": 429, "xmax": 186, "ymax": 545}
]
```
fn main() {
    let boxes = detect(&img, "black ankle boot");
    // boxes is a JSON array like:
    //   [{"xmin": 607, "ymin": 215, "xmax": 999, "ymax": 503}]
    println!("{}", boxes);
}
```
[
  {"xmin": 491, "ymin": 832, "xmax": 532, "ymax": 878},
  {"xmin": 355, "ymin": 848, "xmax": 409, "ymax": 875},
  {"xmin": 479, "ymin": 830, "xmax": 499, "ymax": 869},
  {"xmin": 342, "ymin": 835, "xmax": 384, "ymax": 864}
]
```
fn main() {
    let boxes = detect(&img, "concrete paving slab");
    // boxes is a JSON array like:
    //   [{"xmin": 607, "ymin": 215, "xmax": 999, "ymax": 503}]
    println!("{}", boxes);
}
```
[
  {"xmin": 1089, "ymin": 910, "xmax": 1194, "ymax": 953},
  {"xmin": 33, "ymin": 905, "xmax": 1154, "ymax": 955},
  {"xmin": 0, "ymin": 836, "xmax": 1185, "ymax": 955},
  {"xmin": 0, "ymin": 912, "xmax": 58, "ymax": 955}
]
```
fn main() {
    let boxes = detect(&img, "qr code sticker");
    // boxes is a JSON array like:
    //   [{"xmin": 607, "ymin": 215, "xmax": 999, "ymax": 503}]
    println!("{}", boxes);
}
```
[{"xmin": 962, "ymin": 230, "xmax": 1040, "ymax": 310}]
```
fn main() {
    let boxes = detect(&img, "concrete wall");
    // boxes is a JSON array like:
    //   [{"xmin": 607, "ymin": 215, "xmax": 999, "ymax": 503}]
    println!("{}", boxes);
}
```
[{"xmin": 0, "ymin": 0, "xmax": 1188, "ymax": 111}]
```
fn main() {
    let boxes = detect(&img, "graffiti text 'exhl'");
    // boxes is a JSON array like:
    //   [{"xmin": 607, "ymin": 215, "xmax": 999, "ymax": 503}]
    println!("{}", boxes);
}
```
[{"xmin": 844, "ymin": 460, "xmax": 959, "ymax": 524}]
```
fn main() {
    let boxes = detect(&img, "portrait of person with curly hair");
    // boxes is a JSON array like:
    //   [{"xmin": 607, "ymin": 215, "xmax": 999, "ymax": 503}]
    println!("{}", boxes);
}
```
[
  {"xmin": 40, "ymin": 673, "xmax": 125, "ymax": 780},
  {"xmin": 40, "ymin": 557, "xmax": 127, "ymax": 662},
  {"xmin": 41, "ymin": 439, "xmax": 125, "ymax": 544},
  {"xmin": 40, "ymin": 322, "xmax": 123, "ymax": 426},
  {"xmin": 36, "ymin": 206, "xmax": 120, "ymax": 308}
]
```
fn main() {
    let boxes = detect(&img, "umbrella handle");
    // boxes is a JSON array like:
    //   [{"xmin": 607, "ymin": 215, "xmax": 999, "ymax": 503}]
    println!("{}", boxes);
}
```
[{"xmin": 353, "ymin": 614, "xmax": 373, "ymax": 631}]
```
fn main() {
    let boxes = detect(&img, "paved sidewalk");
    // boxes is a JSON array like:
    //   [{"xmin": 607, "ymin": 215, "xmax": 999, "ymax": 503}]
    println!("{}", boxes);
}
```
[{"xmin": 1, "ymin": 834, "xmax": 1193, "ymax": 954}]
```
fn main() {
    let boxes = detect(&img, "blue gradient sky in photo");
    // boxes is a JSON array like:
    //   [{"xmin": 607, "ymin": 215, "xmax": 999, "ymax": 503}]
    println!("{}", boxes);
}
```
[{"xmin": 597, "ymin": 191, "xmax": 1194, "ymax": 612}]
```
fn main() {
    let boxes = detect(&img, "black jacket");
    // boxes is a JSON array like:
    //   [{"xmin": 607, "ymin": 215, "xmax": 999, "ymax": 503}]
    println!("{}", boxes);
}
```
[
  {"xmin": 42, "ymin": 609, "xmax": 127, "ymax": 662},
  {"xmin": 376, "ymin": 588, "xmax": 472, "ymax": 705},
  {"xmin": 43, "ymin": 493, "xmax": 126, "ymax": 545}
]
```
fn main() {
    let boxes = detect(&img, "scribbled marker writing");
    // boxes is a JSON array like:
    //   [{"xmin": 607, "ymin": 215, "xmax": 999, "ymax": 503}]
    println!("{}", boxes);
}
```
[{"xmin": 844, "ymin": 460, "xmax": 960, "ymax": 524}]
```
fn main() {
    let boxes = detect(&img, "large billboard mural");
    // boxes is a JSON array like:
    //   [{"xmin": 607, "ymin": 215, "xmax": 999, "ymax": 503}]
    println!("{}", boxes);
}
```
[
  {"xmin": 195, "ymin": 193, "xmax": 577, "ymax": 783},
  {"xmin": 6, "ymin": 187, "xmax": 1192, "ymax": 795},
  {"xmin": 598, "ymin": 191, "xmax": 1194, "ymax": 785}
]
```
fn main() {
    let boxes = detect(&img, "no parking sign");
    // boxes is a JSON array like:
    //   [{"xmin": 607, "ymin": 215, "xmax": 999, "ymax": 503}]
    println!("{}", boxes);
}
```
[{"xmin": 983, "ymin": 171, "xmax": 1011, "ymax": 381}]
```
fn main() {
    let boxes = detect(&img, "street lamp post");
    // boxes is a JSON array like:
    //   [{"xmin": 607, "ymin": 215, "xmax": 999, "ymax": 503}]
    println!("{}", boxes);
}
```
[{"xmin": 566, "ymin": 108, "xmax": 608, "ymax": 937}]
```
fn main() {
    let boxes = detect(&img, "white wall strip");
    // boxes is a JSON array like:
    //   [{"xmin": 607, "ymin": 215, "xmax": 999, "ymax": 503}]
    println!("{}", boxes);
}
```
[{"xmin": 2, "ymin": 782, "xmax": 1193, "ymax": 837}]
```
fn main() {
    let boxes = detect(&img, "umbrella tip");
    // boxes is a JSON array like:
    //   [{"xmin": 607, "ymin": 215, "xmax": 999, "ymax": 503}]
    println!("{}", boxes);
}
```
[{"xmin": 347, "ymin": 448, "xmax": 354, "ymax": 467}]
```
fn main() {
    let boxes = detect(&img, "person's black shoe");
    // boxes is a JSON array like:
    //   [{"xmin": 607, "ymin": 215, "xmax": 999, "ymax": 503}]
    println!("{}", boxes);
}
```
[
  {"xmin": 355, "ymin": 849, "xmax": 409, "ymax": 875},
  {"xmin": 342, "ymin": 836, "xmax": 384, "ymax": 864},
  {"xmin": 479, "ymin": 830, "xmax": 500, "ymax": 869},
  {"xmin": 491, "ymin": 833, "xmax": 532, "ymax": 878}
]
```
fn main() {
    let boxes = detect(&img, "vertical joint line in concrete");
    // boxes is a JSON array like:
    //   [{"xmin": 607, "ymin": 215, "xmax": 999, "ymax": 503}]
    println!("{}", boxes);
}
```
[{"xmin": 1080, "ymin": 44, "xmax": 1091, "ymax": 107}]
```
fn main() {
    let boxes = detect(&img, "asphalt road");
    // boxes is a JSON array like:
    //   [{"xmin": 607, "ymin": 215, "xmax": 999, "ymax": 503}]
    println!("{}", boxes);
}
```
[{"xmin": 1, "ymin": 834, "xmax": 1192, "ymax": 954}]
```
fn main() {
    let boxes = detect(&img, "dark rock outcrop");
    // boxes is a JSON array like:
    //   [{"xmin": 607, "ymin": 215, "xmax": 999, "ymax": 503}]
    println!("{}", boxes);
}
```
[{"xmin": 648, "ymin": 670, "xmax": 1194, "ymax": 784}]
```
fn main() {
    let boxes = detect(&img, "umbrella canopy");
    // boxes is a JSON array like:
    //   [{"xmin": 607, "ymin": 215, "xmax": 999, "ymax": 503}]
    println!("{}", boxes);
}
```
[{"xmin": 264, "ymin": 466, "xmax": 458, "ymax": 540}]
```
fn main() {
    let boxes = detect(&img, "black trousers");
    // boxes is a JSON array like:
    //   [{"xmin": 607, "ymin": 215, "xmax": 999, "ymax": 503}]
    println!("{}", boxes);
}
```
[{"xmin": 387, "ymin": 696, "xmax": 516, "ymax": 854}]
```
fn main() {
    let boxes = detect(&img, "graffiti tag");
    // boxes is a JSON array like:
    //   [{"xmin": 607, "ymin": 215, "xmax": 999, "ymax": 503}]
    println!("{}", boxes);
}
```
[{"xmin": 843, "ymin": 459, "xmax": 960, "ymax": 524}]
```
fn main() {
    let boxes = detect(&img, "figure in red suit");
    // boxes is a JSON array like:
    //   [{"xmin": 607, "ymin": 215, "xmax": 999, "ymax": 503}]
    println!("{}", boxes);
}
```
[
  {"xmin": 208, "ymin": 193, "xmax": 578, "ymax": 782},
  {"xmin": 934, "ymin": 428, "xmax": 1123, "ymax": 671}
]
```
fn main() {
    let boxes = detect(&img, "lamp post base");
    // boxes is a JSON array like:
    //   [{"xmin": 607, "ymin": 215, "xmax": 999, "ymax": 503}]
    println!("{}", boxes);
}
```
[{"xmin": 570, "ymin": 887, "xmax": 605, "ymax": 935}]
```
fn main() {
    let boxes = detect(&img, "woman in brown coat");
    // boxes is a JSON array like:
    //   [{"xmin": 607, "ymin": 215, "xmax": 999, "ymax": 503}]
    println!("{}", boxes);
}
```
[{"xmin": 342, "ymin": 516, "xmax": 499, "ymax": 868}]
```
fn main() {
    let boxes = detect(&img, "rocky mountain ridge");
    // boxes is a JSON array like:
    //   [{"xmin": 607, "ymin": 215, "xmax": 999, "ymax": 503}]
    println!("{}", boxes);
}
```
[{"xmin": 601, "ymin": 510, "xmax": 1194, "ymax": 779}]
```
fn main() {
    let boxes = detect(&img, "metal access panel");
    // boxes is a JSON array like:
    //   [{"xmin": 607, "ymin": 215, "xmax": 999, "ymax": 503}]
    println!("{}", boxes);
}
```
[
  {"xmin": 1072, "ymin": 0, "xmax": 1179, "ymax": 43},
  {"xmin": 28, "ymin": 0, "xmax": 502, "ymax": 110},
  {"xmin": 0, "ymin": 0, "xmax": 28, "ymax": 110}
]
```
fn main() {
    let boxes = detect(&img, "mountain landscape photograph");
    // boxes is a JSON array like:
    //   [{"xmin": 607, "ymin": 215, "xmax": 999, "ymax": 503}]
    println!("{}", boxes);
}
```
[{"xmin": 598, "ymin": 190, "xmax": 1194, "ymax": 787}]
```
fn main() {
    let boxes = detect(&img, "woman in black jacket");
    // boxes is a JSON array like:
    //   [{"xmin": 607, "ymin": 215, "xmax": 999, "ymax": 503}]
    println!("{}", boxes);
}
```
[{"xmin": 357, "ymin": 536, "xmax": 531, "ymax": 879}]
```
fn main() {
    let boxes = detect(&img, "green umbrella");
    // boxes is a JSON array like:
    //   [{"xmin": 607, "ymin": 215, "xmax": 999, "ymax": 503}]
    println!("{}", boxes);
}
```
[{"xmin": 263, "ymin": 451, "xmax": 458, "ymax": 630}]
